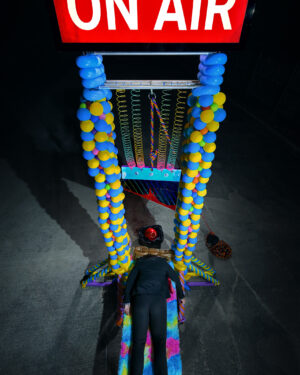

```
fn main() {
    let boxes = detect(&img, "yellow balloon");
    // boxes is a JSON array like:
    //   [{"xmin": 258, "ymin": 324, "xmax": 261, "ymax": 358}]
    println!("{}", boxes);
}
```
[
  {"xmin": 213, "ymin": 92, "xmax": 226, "ymax": 106},
  {"xmin": 82, "ymin": 140, "xmax": 95, "ymax": 151},
  {"xmin": 189, "ymin": 232, "xmax": 197, "ymax": 238},
  {"xmin": 115, "ymin": 166, "xmax": 121, "ymax": 175},
  {"xmin": 105, "ymin": 113, "xmax": 114, "ymax": 124},
  {"xmin": 99, "ymin": 212, "xmax": 109, "ymax": 220},
  {"xmin": 179, "ymin": 208, "xmax": 189, "ymax": 216},
  {"xmin": 184, "ymin": 183, "xmax": 195, "ymax": 190},
  {"xmin": 104, "ymin": 165, "xmax": 116, "ymax": 175},
  {"xmin": 182, "ymin": 219, "xmax": 191, "ymax": 227},
  {"xmin": 108, "ymin": 101, "xmax": 113, "ymax": 110},
  {"xmin": 110, "ymin": 180, "xmax": 121, "ymax": 189},
  {"xmin": 182, "ymin": 196, "xmax": 193, "ymax": 204},
  {"xmin": 191, "ymin": 223, "xmax": 200, "ymax": 230},
  {"xmin": 178, "ymin": 238, "xmax": 186, "ymax": 245},
  {"xmin": 190, "ymin": 131, "xmax": 203, "ymax": 144},
  {"xmin": 200, "ymin": 109, "xmax": 214, "ymax": 123},
  {"xmin": 103, "ymin": 232, "xmax": 113, "ymax": 238},
  {"xmin": 98, "ymin": 200, "xmax": 109, "ymax": 207},
  {"xmin": 190, "ymin": 214, "xmax": 200, "ymax": 221},
  {"xmin": 200, "ymin": 161, "xmax": 212, "ymax": 169},
  {"xmin": 80, "ymin": 120, "xmax": 94, "ymax": 132},
  {"xmin": 95, "ymin": 189, "xmax": 107, "ymax": 197},
  {"xmin": 95, "ymin": 132, "xmax": 108, "ymax": 143},
  {"xmin": 206, "ymin": 121, "xmax": 219, "ymax": 132},
  {"xmin": 197, "ymin": 189, "xmax": 207, "ymax": 197},
  {"xmin": 100, "ymin": 223, "xmax": 109, "ymax": 230},
  {"xmin": 88, "ymin": 159, "xmax": 99, "ymax": 169},
  {"xmin": 184, "ymin": 250, "xmax": 193, "ymax": 256},
  {"xmin": 98, "ymin": 151, "xmax": 110, "ymax": 161},
  {"xmin": 186, "ymin": 169, "xmax": 198, "ymax": 178},
  {"xmin": 199, "ymin": 177, "xmax": 209, "ymax": 183},
  {"xmin": 203, "ymin": 143, "xmax": 216, "ymax": 153},
  {"xmin": 95, "ymin": 173, "xmax": 105, "ymax": 183},
  {"xmin": 90, "ymin": 102, "xmax": 104, "ymax": 116},
  {"xmin": 111, "ymin": 123, "xmax": 116, "ymax": 131},
  {"xmin": 189, "ymin": 152, "xmax": 201, "ymax": 163}
]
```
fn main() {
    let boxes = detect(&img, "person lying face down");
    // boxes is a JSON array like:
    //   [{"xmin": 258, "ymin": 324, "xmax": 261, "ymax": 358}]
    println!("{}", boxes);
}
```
[{"xmin": 123, "ymin": 238, "xmax": 186, "ymax": 375}]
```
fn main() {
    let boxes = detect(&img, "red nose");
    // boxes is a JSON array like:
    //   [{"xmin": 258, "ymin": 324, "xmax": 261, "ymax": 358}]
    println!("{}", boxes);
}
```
[{"xmin": 145, "ymin": 228, "xmax": 158, "ymax": 241}]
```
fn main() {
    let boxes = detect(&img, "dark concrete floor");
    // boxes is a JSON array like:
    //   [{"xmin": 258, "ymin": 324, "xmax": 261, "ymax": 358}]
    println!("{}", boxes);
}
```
[{"xmin": 0, "ymin": 96, "xmax": 299, "ymax": 375}]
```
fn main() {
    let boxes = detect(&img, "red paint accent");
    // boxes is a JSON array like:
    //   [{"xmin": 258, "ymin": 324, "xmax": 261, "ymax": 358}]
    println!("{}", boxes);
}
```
[
  {"xmin": 123, "ymin": 188, "xmax": 176, "ymax": 210},
  {"xmin": 53, "ymin": 0, "xmax": 248, "ymax": 44}
]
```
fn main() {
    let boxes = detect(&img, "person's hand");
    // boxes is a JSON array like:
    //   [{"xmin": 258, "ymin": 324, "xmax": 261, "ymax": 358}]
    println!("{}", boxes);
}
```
[
  {"xmin": 124, "ymin": 303, "xmax": 130, "ymax": 315},
  {"xmin": 179, "ymin": 297, "xmax": 186, "ymax": 304}
]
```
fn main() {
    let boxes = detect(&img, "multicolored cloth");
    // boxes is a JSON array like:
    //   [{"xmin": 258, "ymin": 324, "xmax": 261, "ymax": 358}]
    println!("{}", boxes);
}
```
[{"xmin": 118, "ymin": 273, "xmax": 182, "ymax": 375}]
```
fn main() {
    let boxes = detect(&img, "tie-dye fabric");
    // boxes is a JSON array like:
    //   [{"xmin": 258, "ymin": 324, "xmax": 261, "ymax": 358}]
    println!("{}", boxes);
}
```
[{"xmin": 118, "ymin": 271, "xmax": 182, "ymax": 375}]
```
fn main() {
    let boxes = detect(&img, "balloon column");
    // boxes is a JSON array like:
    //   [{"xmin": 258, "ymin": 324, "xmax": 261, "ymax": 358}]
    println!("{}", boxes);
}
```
[
  {"xmin": 76, "ymin": 54, "xmax": 131, "ymax": 287},
  {"xmin": 172, "ymin": 53, "xmax": 227, "ymax": 285}
]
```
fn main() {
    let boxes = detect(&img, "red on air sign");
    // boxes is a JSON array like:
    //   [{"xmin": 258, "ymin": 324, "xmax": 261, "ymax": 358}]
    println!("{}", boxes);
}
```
[{"xmin": 53, "ymin": 0, "xmax": 248, "ymax": 44}]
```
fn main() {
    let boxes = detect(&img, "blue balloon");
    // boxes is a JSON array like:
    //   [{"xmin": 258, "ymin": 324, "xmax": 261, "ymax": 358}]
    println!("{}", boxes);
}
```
[
  {"xmin": 104, "ymin": 89, "xmax": 112, "ymax": 100},
  {"xmin": 95, "ymin": 182, "xmax": 106, "ymax": 190},
  {"xmin": 187, "ymin": 95, "xmax": 197, "ymax": 107},
  {"xmin": 79, "ymin": 66, "xmax": 104, "ymax": 79},
  {"xmin": 77, "ymin": 108, "xmax": 91, "ymax": 121},
  {"xmin": 200, "ymin": 168, "xmax": 212, "ymax": 178},
  {"xmin": 194, "ymin": 196, "xmax": 204, "ymax": 204},
  {"xmin": 80, "ymin": 131, "xmax": 94, "ymax": 141},
  {"xmin": 189, "ymin": 237, "xmax": 197, "ymax": 244},
  {"xmin": 187, "ymin": 161, "xmax": 199, "ymax": 170},
  {"xmin": 76, "ymin": 54, "xmax": 103, "ymax": 68},
  {"xmin": 82, "ymin": 74, "xmax": 106, "ymax": 88},
  {"xmin": 102, "ymin": 101, "xmax": 111, "ymax": 114},
  {"xmin": 181, "ymin": 202, "xmax": 191, "ymax": 210},
  {"xmin": 192, "ymin": 85, "xmax": 220, "ymax": 97},
  {"xmin": 196, "ymin": 182, "xmax": 206, "ymax": 191},
  {"xmin": 182, "ymin": 188, "xmax": 192, "ymax": 197},
  {"xmin": 100, "ymin": 159, "xmax": 114, "ymax": 168},
  {"xmin": 213, "ymin": 108, "xmax": 227, "ymax": 122},
  {"xmin": 199, "ymin": 63, "xmax": 225, "ymax": 76},
  {"xmin": 98, "ymin": 217, "xmax": 107, "ymax": 225},
  {"xmin": 88, "ymin": 168, "xmax": 99, "ymax": 177},
  {"xmin": 199, "ymin": 74, "xmax": 223, "ymax": 86},
  {"xmin": 203, "ymin": 132, "xmax": 216, "ymax": 143},
  {"xmin": 111, "ymin": 201, "xmax": 122, "ymax": 208},
  {"xmin": 193, "ymin": 119, "xmax": 207, "ymax": 131},
  {"xmin": 106, "ymin": 174, "xmax": 118, "ymax": 183},
  {"xmin": 198, "ymin": 95, "xmax": 213, "ymax": 107},
  {"xmin": 202, "ymin": 152, "xmax": 215, "ymax": 162},
  {"xmin": 178, "ymin": 214, "xmax": 189, "ymax": 221},
  {"xmin": 201, "ymin": 53, "xmax": 227, "ymax": 66},
  {"xmin": 182, "ymin": 174, "xmax": 193, "ymax": 183},
  {"xmin": 193, "ymin": 208, "xmax": 202, "ymax": 215},
  {"xmin": 83, "ymin": 88, "xmax": 106, "ymax": 101},
  {"xmin": 110, "ymin": 224, "xmax": 118, "ymax": 231},
  {"xmin": 90, "ymin": 115, "xmax": 99, "ymax": 123},
  {"xmin": 95, "ymin": 119, "xmax": 110, "ymax": 133},
  {"xmin": 187, "ymin": 143, "xmax": 200, "ymax": 153},
  {"xmin": 191, "ymin": 107, "xmax": 201, "ymax": 118},
  {"xmin": 112, "ymin": 131, "xmax": 117, "ymax": 140},
  {"xmin": 97, "ymin": 205, "xmax": 108, "ymax": 213}
]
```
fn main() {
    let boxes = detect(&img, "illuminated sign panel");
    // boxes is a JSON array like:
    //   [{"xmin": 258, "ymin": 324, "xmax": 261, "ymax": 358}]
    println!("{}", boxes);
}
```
[{"xmin": 53, "ymin": 0, "xmax": 248, "ymax": 45}]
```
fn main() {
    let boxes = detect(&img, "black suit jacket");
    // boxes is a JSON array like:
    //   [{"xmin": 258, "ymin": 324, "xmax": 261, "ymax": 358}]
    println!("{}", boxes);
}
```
[{"xmin": 123, "ymin": 255, "xmax": 185, "ymax": 303}]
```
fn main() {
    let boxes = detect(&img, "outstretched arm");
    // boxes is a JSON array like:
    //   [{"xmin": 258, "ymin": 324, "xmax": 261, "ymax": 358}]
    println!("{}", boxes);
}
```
[
  {"xmin": 166, "ymin": 263, "xmax": 185, "ymax": 300},
  {"xmin": 123, "ymin": 263, "xmax": 139, "ymax": 304}
]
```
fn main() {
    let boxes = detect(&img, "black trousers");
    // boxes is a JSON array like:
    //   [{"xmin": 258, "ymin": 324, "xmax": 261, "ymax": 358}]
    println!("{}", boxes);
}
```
[{"xmin": 130, "ymin": 294, "xmax": 168, "ymax": 375}]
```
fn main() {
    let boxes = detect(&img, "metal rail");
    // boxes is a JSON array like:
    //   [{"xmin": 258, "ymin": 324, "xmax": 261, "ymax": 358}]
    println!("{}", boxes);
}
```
[{"xmin": 104, "ymin": 80, "xmax": 200, "ymax": 89}]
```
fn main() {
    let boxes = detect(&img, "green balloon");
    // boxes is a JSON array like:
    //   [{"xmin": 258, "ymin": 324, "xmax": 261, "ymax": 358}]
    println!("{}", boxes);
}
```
[
  {"xmin": 106, "ymin": 184, "xmax": 111, "ymax": 190},
  {"xmin": 200, "ymin": 140, "xmax": 206, "ymax": 147},
  {"xmin": 211, "ymin": 103, "xmax": 219, "ymax": 112},
  {"xmin": 79, "ymin": 103, "xmax": 87, "ymax": 109}
]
